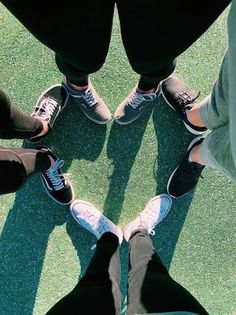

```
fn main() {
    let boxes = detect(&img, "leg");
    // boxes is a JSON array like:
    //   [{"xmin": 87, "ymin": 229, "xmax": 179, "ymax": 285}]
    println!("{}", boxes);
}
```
[
  {"xmin": 127, "ymin": 230, "xmax": 208, "ymax": 315},
  {"xmin": 117, "ymin": 0, "xmax": 230, "ymax": 88},
  {"xmin": 46, "ymin": 233, "xmax": 122, "ymax": 315},
  {"xmin": 0, "ymin": 146, "xmax": 51, "ymax": 195},
  {"xmin": 1, "ymin": 0, "xmax": 115, "ymax": 81},
  {"xmin": 0, "ymin": 90, "xmax": 46, "ymax": 139}
]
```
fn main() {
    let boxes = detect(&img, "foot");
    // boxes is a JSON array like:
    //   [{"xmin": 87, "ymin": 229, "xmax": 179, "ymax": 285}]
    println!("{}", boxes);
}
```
[
  {"xmin": 39, "ymin": 146, "xmax": 74, "ymax": 205},
  {"xmin": 70, "ymin": 200, "xmax": 123, "ymax": 244},
  {"xmin": 28, "ymin": 84, "xmax": 69, "ymax": 143},
  {"xmin": 62, "ymin": 78, "xmax": 112, "ymax": 124},
  {"xmin": 167, "ymin": 136, "xmax": 205, "ymax": 198},
  {"xmin": 123, "ymin": 194, "xmax": 172, "ymax": 241},
  {"xmin": 161, "ymin": 76, "xmax": 207, "ymax": 135},
  {"xmin": 114, "ymin": 86, "xmax": 159, "ymax": 125}
]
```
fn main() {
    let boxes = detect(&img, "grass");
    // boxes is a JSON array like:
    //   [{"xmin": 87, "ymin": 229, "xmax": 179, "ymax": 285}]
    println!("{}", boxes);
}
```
[{"xmin": 0, "ymin": 5, "xmax": 235, "ymax": 315}]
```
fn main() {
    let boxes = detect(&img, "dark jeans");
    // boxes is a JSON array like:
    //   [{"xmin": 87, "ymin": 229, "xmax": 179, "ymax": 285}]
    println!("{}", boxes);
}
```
[
  {"xmin": 0, "ymin": 92, "xmax": 50, "ymax": 194},
  {"xmin": 47, "ymin": 231, "xmax": 208, "ymax": 315},
  {"xmin": 1, "ymin": 0, "xmax": 230, "ymax": 88}
]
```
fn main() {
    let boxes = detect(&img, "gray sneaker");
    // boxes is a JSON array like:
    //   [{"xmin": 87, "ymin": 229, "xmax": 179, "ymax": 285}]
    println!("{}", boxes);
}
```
[
  {"xmin": 62, "ymin": 78, "xmax": 112, "ymax": 124},
  {"xmin": 114, "ymin": 86, "xmax": 159, "ymax": 125}
]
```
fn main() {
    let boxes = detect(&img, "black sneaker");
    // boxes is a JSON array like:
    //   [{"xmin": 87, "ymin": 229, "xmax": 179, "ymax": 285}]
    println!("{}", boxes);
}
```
[
  {"xmin": 161, "ymin": 76, "xmax": 207, "ymax": 135},
  {"xmin": 39, "ymin": 146, "xmax": 74, "ymax": 205},
  {"xmin": 28, "ymin": 84, "xmax": 69, "ymax": 143},
  {"xmin": 114, "ymin": 86, "xmax": 159, "ymax": 125},
  {"xmin": 62, "ymin": 77, "xmax": 112, "ymax": 124},
  {"xmin": 167, "ymin": 137, "xmax": 205, "ymax": 198}
]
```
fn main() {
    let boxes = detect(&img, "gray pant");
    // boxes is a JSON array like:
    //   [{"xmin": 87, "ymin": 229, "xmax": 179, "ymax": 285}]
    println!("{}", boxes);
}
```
[{"xmin": 200, "ymin": 0, "xmax": 236, "ymax": 180}]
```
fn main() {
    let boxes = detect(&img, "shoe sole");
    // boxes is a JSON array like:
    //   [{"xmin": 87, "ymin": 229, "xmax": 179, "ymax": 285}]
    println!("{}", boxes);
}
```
[
  {"xmin": 160, "ymin": 83, "xmax": 205, "ymax": 136},
  {"xmin": 167, "ymin": 136, "xmax": 204, "ymax": 198},
  {"xmin": 27, "ymin": 84, "xmax": 70, "ymax": 144},
  {"xmin": 41, "ymin": 174, "xmax": 75, "ymax": 206}
]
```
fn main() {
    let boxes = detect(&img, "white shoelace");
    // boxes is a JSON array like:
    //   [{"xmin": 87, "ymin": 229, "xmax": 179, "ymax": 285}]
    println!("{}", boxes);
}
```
[
  {"xmin": 33, "ymin": 97, "xmax": 58, "ymax": 121},
  {"xmin": 45, "ymin": 160, "xmax": 66, "ymax": 191},
  {"xmin": 139, "ymin": 204, "xmax": 159, "ymax": 235},
  {"xmin": 129, "ymin": 91, "xmax": 156, "ymax": 110},
  {"xmin": 72, "ymin": 89, "xmax": 96, "ymax": 108}
]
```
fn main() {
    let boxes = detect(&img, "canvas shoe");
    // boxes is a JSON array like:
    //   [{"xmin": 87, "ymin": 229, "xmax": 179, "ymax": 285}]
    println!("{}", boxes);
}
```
[
  {"xmin": 70, "ymin": 200, "xmax": 123, "ymax": 244},
  {"xmin": 114, "ymin": 86, "xmax": 159, "ymax": 125},
  {"xmin": 123, "ymin": 194, "xmax": 172, "ymax": 241},
  {"xmin": 167, "ymin": 137, "xmax": 205, "ymax": 198},
  {"xmin": 28, "ymin": 84, "xmax": 69, "ymax": 143},
  {"xmin": 62, "ymin": 77, "xmax": 112, "ymax": 124},
  {"xmin": 39, "ymin": 146, "xmax": 74, "ymax": 205},
  {"xmin": 161, "ymin": 76, "xmax": 207, "ymax": 135}
]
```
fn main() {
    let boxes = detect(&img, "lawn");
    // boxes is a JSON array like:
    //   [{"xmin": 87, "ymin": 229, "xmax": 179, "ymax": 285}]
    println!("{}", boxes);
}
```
[{"xmin": 0, "ymin": 4, "xmax": 235, "ymax": 315}]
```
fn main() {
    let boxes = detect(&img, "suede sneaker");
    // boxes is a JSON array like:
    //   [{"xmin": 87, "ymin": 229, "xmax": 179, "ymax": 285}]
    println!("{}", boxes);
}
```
[
  {"xmin": 114, "ymin": 86, "xmax": 159, "ymax": 125},
  {"xmin": 161, "ymin": 76, "xmax": 207, "ymax": 135},
  {"xmin": 62, "ymin": 78, "xmax": 112, "ymax": 124},
  {"xmin": 123, "ymin": 194, "xmax": 172, "ymax": 241},
  {"xmin": 28, "ymin": 84, "xmax": 69, "ymax": 143},
  {"xmin": 70, "ymin": 200, "xmax": 123, "ymax": 244},
  {"xmin": 40, "ymin": 146, "xmax": 74, "ymax": 205},
  {"xmin": 167, "ymin": 136, "xmax": 205, "ymax": 198}
]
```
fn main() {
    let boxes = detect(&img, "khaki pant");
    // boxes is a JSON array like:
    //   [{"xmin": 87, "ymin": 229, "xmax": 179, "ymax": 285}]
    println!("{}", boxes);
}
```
[{"xmin": 200, "ymin": 0, "xmax": 236, "ymax": 180}]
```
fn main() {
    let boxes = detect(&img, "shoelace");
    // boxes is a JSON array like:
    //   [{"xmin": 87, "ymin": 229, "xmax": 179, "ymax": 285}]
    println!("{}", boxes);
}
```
[
  {"xmin": 33, "ymin": 97, "xmax": 58, "ymax": 121},
  {"xmin": 45, "ymin": 160, "xmax": 66, "ymax": 191},
  {"xmin": 129, "ymin": 91, "xmax": 156, "ymax": 110},
  {"xmin": 176, "ymin": 90, "xmax": 200, "ymax": 109},
  {"xmin": 76, "ymin": 208, "xmax": 109, "ymax": 250},
  {"xmin": 73, "ymin": 89, "xmax": 96, "ymax": 108},
  {"xmin": 139, "ymin": 206, "xmax": 157, "ymax": 236}
]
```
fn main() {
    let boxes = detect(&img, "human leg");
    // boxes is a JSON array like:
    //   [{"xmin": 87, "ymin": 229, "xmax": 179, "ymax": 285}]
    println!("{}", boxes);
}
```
[
  {"xmin": 47, "ymin": 200, "xmax": 124, "ymax": 314},
  {"xmin": 126, "ymin": 230, "xmax": 208, "ymax": 315}
]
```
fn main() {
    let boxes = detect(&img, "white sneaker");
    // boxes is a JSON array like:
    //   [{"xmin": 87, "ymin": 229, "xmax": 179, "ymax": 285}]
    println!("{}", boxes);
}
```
[
  {"xmin": 70, "ymin": 200, "xmax": 123, "ymax": 244},
  {"xmin": 123, "ymin": 194, "xmax": 172, "ymax": 242}
]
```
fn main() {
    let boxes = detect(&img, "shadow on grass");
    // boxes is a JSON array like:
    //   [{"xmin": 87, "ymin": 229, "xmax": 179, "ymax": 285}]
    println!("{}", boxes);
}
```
[
  {"xmin": 102, "ymin": 105, "xmax": 153, "ymax": 223},
  {"xmin": 0, "ymin": 99, "xmax": 107, "ymax": 314},
  {"xmin": 0, "ymin": 177, "xmax": 70, "ymax": 314},
  {"xmin": 152, "ymin": 95, "xmax": 196, "ymax": 269}
]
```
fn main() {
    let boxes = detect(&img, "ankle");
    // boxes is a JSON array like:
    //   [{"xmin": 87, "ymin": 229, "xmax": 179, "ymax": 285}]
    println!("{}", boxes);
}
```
[
  {"xmin": 189, "ymin": 144, "xmax": 205, "ymax": 165},
  {"xmin": 30, "ymin": 119, "xmax": 49, "ymax": 139},
  {"xmin": 68, "ymin": 81, "xmax": 88, "ymax": 91},
  {"xmin": 187, "ymin": 103, "xmax": 205, "ymax": 128},
  {"xmin": 136, "ymin": 87, "xmax": 156, "ymax": 94}
]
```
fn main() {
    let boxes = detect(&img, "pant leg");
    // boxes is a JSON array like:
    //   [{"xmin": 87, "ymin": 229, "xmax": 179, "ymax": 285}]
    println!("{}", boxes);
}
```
[
  {"xmin": 46, "ymin": 232, "xmax": 122, "ymax": 315},
  {"xmin": 127, "ymin": 230, "xmax": 208, "ymax": 315},
  {"xmin": 1, "ymin": 0, "xmax": 115, "ymax": 82},
  {"xmin": 0, "ymin": 146, "xmax": 51, "ymax": 195},
  {"xmin": 0, "ymin": 90, "xmax": 43, "ymax": 139},
  {"xmin": 117, "ymin": 0, "xmax": 230, "ymax": 87}
]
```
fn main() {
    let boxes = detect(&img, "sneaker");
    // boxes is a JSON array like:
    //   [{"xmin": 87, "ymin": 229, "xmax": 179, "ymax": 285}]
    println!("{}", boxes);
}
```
[
  {"xmin": 114, "ymin": 86, "xmax": 159, "ymax": 125},
  {"xmin": 123, "ymin": 194, "xmax": 172, "ymax": 241},
  {"xmin": 39, "ymin": 146, "xmax": 74, "ymax": 205},
  {"xmin": 161, "ymin": 76, "xmax": 207, "ymax": 135},
  {"xmin": 28, "ymin": 84, "xmax": 69, "ymax": 143},
  {"xmin": 70, "ymin": 200, "xmax": 123, "ymax": 244},
  {"xmin": 62, "ymin": 78, "xmax": 112, "ymax": 124},
  {"xmin": 167, "ymin": 137, "xmax": 205, "ymax": 198}
]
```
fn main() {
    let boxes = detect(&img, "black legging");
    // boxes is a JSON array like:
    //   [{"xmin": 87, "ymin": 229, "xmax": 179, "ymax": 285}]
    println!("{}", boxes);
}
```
[
  {"xmin": 47, "ymin": 231, "xmax": 208, "ymax": 315},
  {"xmin": 1, "ymin": 0, "xmax": 231, "ymax": 87}
]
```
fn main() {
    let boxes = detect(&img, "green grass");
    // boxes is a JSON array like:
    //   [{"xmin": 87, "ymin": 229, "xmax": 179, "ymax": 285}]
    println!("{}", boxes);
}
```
[{"xmin": 0, "ymin": 5, "xmax": 236, "ymax": 315}]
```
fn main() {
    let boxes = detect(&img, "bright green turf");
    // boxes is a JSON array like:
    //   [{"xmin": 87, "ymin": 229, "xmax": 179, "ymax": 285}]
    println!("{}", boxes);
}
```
[{"xmin": 0, "ymin": 5, "xmax": 236, "ymax": 315}]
